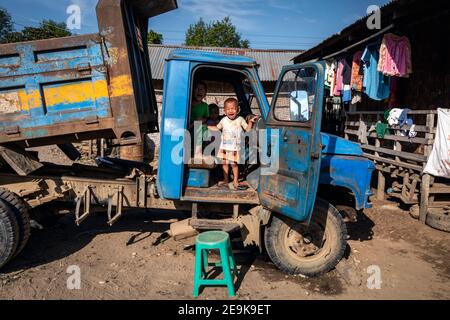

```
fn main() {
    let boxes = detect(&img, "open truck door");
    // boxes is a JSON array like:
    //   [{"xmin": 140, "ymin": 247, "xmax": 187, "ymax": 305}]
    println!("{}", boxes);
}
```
[
  {"xmin": 260, "ymin": 62, "xmax": 347, "ymax": 276},
  {"xmin": 259, "ymin": 63, "xmax": 325, "ymax": 222}
]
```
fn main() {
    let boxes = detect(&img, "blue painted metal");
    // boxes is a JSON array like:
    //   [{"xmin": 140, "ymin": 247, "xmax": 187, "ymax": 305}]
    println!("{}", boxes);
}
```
[
  {"xmin": 0, "ymin": 0, "xmax": 178, "ymax": 147},
  {"xmin": 157, "ymin": 59, "xmax": 191, "ymax": 199},
  {"xmin": 259, "ymin": 62, "xmax": 325, "ymax": 222},
  {"xmin": 320, "ymin": 154, "xmax": 375, "ymax": 209},
  {"xmin": 186, "ymin": 169, "xmax": 211, "ymax": 188},
  {"xmin": 0, "ymin": 38, "xmax": 111, "ymax": 136},
  {"xmin": 168, "ymin": 49, "xmax": 256, "ymax": 66},
  {"xmin": 157, "ymin": 50, "xmax": 270, "ymax": 199},
  {"xmin": 157, "ymin": 51, "xmax": 374, "ymax": 219},
  {"xmin": 320, "ymin": 133, "xmax": 363, "ymax": 156}
]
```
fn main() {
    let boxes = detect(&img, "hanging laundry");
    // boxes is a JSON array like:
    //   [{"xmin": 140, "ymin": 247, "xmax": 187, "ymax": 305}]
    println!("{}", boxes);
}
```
[
  {"xmin": 325, "ymin": 60, "xmax": 337, "ymax": 96},
  {"xmin": 375, "ymin": 122, "xmax": 389, "ymax": 138},
  {"xmin": 351, "ymin": 50, "xmax": 364, "ymax": 91},
  {"xmin": 361, "ymin": 43, "xmax": 391, "ymax": 101},
  {"xmin": 424, "ymin": 108, "xmax": 450, "ymax": 178},
  {"xmin": 330, "ymin": 63, "xmax": 337, "ymax": 97},
  {"xmin": 351, "ymin": 92, "xmax": 362, "ymax": 104},
  {"xmin": 333, "ymin": 57, "xmax": 351, "ymax": 97},
  {"xmin": 325, "ymin": 60, "xmax": 334, "ymax": 87},
  {"xmin": 333, "ymin": 59, "xmax": 345, "ymax": 96},
  {"xmin": 378, "ymin": 33, "xmax": 412, "ymax": 77},
  {"xmin": 342, "ymin": 56, "xmax": 352, "ymax": 85},
  {"xmin": 387, "ymin": 108, "xmax": 417, "ymax": 137},
  {"xmin": 357, "ymin": 120, "xmax": 368, "ymax": 144},
  {"xmin": 387, "ymin": 108, "xmax": 410, "ymax": 126},
  {"xmin": 342, "ymin": 84, "xmax": 352, "ymax": 103}
]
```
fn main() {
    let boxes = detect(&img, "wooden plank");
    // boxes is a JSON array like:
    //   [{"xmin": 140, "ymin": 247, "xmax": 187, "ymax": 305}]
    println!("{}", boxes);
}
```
[
  {"xmin": 363, "ymin": 153, "xmax": 423, "ymax": 171},
  {"xmin": 345, "ymin": 121, "xmax": 435, "ymax": 133},
  {"xmin": 347, "ymin": 110, "xmax": 438, "ymax": 115},
  {"xmin": 361, "ymin": 145, "xmax": 427, "ymax": 162},
  {"xmin": 429, "ymin": 184, "xmax": 450, "ymax": 194},
  {"xmin": 57, "ymin": 144, "xmax": 81, "ymax": 161},
  {"xmin": 183, "ymin": 186, "xmax": 259, "ymax": 204},
  {"xmin": 401, "ymin": 172, "xmax": 409, "ymax": 198},
  {"xmin": 409, "ymin": 179, "xmax": 418, "ymax": 203},
  {"xmin": 0, "ymin": 145, "xmax": 43, "ymax": 176},
  {"xmin": 345, "ymin": 129, "xmax": 431, "ymax": 144}
]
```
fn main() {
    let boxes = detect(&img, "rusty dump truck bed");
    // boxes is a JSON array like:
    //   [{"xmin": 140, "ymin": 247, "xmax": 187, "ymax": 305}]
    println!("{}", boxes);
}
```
[{"xmin": 0, "ymin": 0, "xmax": 177, "ymax": 148}]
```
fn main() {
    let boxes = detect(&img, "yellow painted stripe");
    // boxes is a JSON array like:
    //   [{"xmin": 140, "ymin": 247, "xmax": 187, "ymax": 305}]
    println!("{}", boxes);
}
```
[
  {"xmin": 4, "ymin": 75, "xmax": 132, "ymax": 112},
  {"xmin": 42, "ymin": 79, "xmax": 109, "ymax": 107},
  {"xmin": 17, "ymin": 89, "xmax": 30, "ymax": 111},
  {"xmin": 110, "ymin": 75, "xmax": 133, "ymax": 97}
]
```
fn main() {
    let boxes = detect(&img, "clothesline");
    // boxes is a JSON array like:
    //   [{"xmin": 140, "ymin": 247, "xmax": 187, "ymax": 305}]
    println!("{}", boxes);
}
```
[
  {"xmin": 322, "ymin": 24, "xmax": 395, "ymax": 60},
  {"xmin": 324, "ymin": 25, "xmax": 412, "ymax": 105}
]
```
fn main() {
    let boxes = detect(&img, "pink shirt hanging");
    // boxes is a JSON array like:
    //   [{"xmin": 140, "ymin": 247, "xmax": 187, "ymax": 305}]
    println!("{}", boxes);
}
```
[
  {"xmin": 377, "ymin": 33, "xmax": 412, "ymax": 77},
  {"xmin": 333, "ymin": 59, "xmax": 345, "ymax": 96}
]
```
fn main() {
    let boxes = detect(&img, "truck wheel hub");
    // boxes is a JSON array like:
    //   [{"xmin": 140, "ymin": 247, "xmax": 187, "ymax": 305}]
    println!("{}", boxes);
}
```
[{"xmin": 285, "ymin": 222, "xmax": 326, "ymax": 258}]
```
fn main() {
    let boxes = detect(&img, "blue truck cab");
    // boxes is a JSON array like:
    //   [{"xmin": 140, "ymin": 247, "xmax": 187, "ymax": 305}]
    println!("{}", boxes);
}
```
[
  {"xmin": 157, "ymin": 50, "xmax": 374, "ymax": 215},
  {"xmin": 155, "ymin": 50, "xmax": 375, "ymax": 275},
  {"xmin": 0, "ymin": 3, "xmax": 374, "ymax": 276}
]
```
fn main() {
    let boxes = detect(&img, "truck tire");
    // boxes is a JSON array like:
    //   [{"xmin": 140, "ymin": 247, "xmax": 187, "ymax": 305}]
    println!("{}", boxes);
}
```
[
  {"xmin": 426, "ymin": 209, "xmax": 450, "ymax": 233},
  {"xmin": 0, "ymin": 199, "xmax": 19, "ymax": 269},
  {"xmin": 264, "ymin": 198, "xmax": 347, "ymax": 276},
  {"xmin": 0, "ymin": 188, "xmax": 31, "ymax": 258}
]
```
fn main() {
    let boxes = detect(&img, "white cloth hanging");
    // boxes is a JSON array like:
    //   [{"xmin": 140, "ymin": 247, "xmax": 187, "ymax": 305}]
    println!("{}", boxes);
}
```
[{"xmin": 424, "ymin": 108, "xmax": 450, "ymax": 178}]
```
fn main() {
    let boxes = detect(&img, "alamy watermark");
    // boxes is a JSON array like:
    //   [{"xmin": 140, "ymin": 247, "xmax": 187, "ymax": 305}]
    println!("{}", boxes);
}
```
[
  {"xmin": 67, "ymin": 265, "xmax": 81, "ymax": 290},
  {"xmin": 366, "ymin": 265, "xmax": 382, "ymax": 289},
  {"xmin": 66, "ymin": 4, "xmax": 81, "ymax": 30},
  {"xmin": 169, "ymin": 121, "xmax": 280, "ymax": 175},
  {"xmin": 366, "ymin": 5, "xmax": 381, "ymax": 30}
]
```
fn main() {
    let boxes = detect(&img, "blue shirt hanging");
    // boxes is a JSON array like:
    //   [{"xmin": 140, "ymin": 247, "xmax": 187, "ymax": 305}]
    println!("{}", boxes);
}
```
[{"xmin": 361, "ymin": 43, "xmax": 391, "ymax": 101}]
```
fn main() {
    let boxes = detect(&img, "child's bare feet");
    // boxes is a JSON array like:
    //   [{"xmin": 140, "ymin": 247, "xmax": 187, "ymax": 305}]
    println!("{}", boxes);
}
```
[
  {"xmin": 217, "ymin": 181, "xmax": 228, "ymax": 187},
  {"xmin": 228, "ymin": 182, "xmax": 248, "ymax": 190}
]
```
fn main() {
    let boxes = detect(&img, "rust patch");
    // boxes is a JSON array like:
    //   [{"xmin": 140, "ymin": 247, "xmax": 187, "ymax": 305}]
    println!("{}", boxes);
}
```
[{"xmin": 0, "ymin": 91, "xmax": 21, "ymax": 114}]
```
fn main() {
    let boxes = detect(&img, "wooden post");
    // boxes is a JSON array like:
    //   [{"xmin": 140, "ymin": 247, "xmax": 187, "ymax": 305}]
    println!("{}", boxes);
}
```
[
  {"xmin": 401, "ymin": 172, "xmax": 409, "ymax": 199},
  {"xmin": 374, "ymin": 132, "xmax": 385, "ymax": 200},
  {"xmin": 377, "ymin": 170, "xmax": 385, "ymax": 201},
  {"xmin": 419, "ymin": 174, "xmax": 430, "ymax": 223},
  {"xmin": 88, "ymin": 140, "xmax": 92, "ymax": 159},
  {"xmin": 100, "ymin": 139, "xmax": 105, "ymax": 158},
  {"xmin": 419, "ymin": 113, "xmax": 436, "ymax": 223}
]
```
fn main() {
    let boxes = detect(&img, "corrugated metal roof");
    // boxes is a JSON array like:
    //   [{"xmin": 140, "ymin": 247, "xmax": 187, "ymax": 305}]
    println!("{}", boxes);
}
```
[{"xmin": 149, "ymin": 44, "xmax": 303, "ymax": 81}]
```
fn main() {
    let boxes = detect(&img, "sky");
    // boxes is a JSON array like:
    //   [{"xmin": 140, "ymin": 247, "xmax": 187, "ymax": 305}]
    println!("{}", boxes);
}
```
[{"xmin": 1, "ymin": 0, "xmax": 391, "ymax": 50}]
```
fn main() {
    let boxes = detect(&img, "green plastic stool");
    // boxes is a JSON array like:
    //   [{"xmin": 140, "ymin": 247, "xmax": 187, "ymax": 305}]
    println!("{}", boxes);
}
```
[{"xmin": 193, "ymin": 230, "xmax": 237, "ymax": 297}]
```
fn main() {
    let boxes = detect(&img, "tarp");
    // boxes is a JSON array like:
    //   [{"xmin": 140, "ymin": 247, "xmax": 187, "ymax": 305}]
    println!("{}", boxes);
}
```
[{"xmin": 424, "ymin": 108, "xmax": 450, "ymax": 178}]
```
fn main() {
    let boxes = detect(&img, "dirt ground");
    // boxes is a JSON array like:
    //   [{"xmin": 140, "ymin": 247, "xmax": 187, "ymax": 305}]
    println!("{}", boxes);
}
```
[
  {"xmin": 0, "ymin": 196, "xmax": 448, "ymax": 300},
  {"xmin": 0, "ymin": 146, "xmax": 449, "ymax": 300}
]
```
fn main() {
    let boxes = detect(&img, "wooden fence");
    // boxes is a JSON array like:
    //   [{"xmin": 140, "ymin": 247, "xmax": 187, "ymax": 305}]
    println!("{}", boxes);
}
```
[{"xmin": 344, "ymin": 109, "xmax": 450, "ymax": 222}]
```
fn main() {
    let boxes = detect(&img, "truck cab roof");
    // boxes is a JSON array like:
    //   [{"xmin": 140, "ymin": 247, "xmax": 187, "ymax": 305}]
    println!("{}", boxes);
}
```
[{"xmin": 167, "ymin": 49, "xmax": 258, "ymax": 67}]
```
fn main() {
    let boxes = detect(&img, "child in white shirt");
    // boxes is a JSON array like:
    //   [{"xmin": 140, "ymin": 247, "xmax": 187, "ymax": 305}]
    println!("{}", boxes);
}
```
[{"xmin": 209, "ymin": 98, "xmax": 257, "ymax": 190}]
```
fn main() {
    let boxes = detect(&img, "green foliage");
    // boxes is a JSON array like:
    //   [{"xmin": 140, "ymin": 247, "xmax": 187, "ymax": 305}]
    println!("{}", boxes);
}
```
[
  {"xmin": 20, "ymin": 20, "xmax": 71, "ymax": 41},
  {"xmin": 185, "ymin": 16, "xmax": 249, "ymax": 48},
  {"xmin": 0, "ymin": 9, "xmax": 71, "ymax": 44},
  {"xmin": 148, "ymin": 29, "xmax": 163, "ymax": 44},
  {"xmin": 185, "ymin": 18, "xmax": 208, "ymax": 47},
  {"xmin": 0, "ymin": 7, "xmax": 13, "ymax": 43}
]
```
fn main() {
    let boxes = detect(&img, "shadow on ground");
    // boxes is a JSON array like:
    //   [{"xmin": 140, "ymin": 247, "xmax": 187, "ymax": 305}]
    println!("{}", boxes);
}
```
[{"xmin": 2, "ymin": 209, "xmax": 190, "ymax": 274}]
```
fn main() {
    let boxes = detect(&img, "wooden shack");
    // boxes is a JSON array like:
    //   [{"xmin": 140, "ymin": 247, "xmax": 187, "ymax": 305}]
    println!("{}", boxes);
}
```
[{"xmin": 293, "ymin": 0, "xmax": 450, "ymax": 229}]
